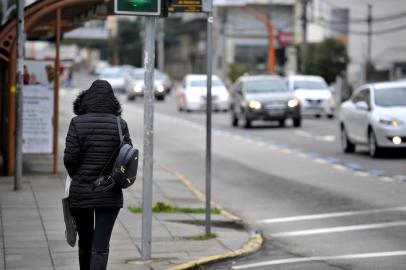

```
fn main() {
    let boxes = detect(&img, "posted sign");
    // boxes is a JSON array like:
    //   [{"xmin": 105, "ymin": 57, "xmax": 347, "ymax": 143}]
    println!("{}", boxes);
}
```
[
  {"xmin": 168, "ymin": 0, "xmax": 202, "ymax": 12},
  {"xmin": 22, "ymin": 60, "xmax": 54, "ymax": 154}
]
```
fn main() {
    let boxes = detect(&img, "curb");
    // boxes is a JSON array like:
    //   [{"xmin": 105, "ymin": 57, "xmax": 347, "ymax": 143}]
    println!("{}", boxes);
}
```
[{"xmin": 156, "ymin": 162, "xmax": 265, "ymax": 270}]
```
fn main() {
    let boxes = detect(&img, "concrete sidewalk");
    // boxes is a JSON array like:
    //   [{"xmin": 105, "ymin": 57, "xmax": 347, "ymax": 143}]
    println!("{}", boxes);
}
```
[{"xmin": 0, "ymin": 158, "xmax": 261, "ymax": 270}]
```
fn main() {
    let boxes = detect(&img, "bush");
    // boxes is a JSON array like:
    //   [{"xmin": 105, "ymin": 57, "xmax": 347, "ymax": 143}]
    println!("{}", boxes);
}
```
[{"xmin": 303, "ymin": 38, "xmax": 349, "ymax": 84}]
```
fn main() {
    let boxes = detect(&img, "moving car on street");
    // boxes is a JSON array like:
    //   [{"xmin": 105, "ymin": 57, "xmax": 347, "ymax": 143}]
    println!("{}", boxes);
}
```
[
  {"xmin": 126, "ymin": 68, "xmax": 167, "ymax": 101},
  {"xmin": 98, "ymin": 66, "xmax": 129, "ymax": 93},
  {"xmin": 91, "ymin": 60, "xmax": 109, "ymax": 76},
  {"xmin": 230, "ymin": 75, "xmax": 301, "ymax": 128},
  {"xmin": 177, "ymin": 74, "xmax": 230, "ymax": 112},
  {"xmin": 340, "ymin": 81, "xmax": 406, "ymax": 157},
  {"xmin": 288, "ymin": 75, "xmax": 335, "ymax": 118}
]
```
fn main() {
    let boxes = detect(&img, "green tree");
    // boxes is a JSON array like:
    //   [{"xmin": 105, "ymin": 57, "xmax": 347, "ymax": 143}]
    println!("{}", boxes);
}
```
[
  {"xmin": 303, "ymin": 38, "xmax": 349, "ymax": 84},
  {"xmin": 116, "ymin": 19, "xmax": 143, "ymax": 67}
]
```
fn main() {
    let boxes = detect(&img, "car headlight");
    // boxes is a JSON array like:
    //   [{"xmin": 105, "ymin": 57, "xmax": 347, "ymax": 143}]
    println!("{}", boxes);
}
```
[
  {"xmin": 288, "ymin": 98, "xmax": 300, "ymax": 108},
  {"xmin": 329, "ymin": 97, "xmax": 336, "ymax": 106},
  {"xmin": 219, "ymin": 90, "xmax": 230, "ymax": 101},
  {"xmin": 156, "ymin": 85, "xmax": 165, "ymax": 93},
  {"xmin": 248, "ymin": 100, "xmax": 262, "ymax": 110},
  {"xmin": 377, "ymin": 117, "xmax": 402, "ymax": 127},
  {"xmin": 134, "ymin": 84, "xmax": 143, "ymax": 93}
]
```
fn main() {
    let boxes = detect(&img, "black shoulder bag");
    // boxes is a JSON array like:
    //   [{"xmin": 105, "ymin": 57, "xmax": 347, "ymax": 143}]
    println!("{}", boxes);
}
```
[{"xmin": 93, "ymin": 117, "xmax": 139, "ymax": 192}]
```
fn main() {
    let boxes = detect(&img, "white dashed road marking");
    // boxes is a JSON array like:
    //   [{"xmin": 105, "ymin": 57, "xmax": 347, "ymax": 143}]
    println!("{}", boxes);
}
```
[
  {"xmin": 257, "ymin": 206, "xmax": 406, "ymax": 224},
  {"xmin": 231, "ymin": 250, "xmax": 406, "ymax": 269},
  {"xmin": 270, "ymin": 221, "xmax": 406, "ymax": 237}
]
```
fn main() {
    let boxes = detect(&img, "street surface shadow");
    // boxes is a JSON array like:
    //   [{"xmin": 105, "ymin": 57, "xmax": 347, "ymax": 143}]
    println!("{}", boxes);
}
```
[{"xmin": 167, "ymin": 220, "xmax": 245, "ymax": 231}]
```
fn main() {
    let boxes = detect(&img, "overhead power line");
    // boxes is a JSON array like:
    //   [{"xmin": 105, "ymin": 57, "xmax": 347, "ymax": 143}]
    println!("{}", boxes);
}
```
[{"xmin": 311, "ymin": 18, "xmax": 406, "ymax": 36}]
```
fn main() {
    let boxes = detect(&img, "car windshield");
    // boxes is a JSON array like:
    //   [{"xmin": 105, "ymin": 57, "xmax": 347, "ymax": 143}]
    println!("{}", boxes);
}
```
[
  {"xmin": 190, "ymin": 79, "xmax": 223, "ymax": 87},
  {"xmin": 374, "ymin": 87, "xmax": 406, "ymax": 107},
  {"xmin": 101, "ymin": 69, "xmax": 121, "ymax": 78},
  {"xmin": 294, "ymin": 80, "xmax": 328, "ymax": 90},
  {"xmin": 132, "ymin": 71, "xmax": 144, "ymax": 81},
  {"xmin": 132, "ymin": 70, "xmax": 163, "ymax": 81},
  {"xmin": 245, "ymin": 79, "xmax": 288, "ymax": 93}
]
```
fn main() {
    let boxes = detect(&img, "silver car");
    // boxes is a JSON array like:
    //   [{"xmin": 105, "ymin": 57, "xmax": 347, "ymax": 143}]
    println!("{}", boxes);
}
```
[
  {"xmin": 340, "ymin": 81, "xmax": 406, "ymax": 157},
  {"xmin": 99, "ymin": 67, "xmax": 129, "ymax": 93},
  {"xmin": 126, "ymin": 68, "xmax": 167, "ymax": 101}
]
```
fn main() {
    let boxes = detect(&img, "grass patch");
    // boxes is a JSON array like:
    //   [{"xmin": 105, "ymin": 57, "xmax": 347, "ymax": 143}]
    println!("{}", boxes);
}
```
[
  {"xmin": 183, "ymin": 233, "xmax": 218, "ymax": 241},
  {"xmin": 128, "ymin": 202, "xmax": 221, "ymax": 214}
]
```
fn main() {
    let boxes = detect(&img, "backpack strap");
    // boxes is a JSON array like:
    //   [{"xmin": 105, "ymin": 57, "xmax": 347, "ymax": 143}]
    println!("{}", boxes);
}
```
[
  {"xmin": 116, "ymin": 116, "xmax": 124, "ymax": 144},
  {"xmin": 98, "ymin": 116, "xmax": 123, "ymax": 177}
]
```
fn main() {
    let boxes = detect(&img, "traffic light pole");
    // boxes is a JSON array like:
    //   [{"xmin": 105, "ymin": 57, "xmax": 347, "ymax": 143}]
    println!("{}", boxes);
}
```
[
  {"xmin": 205, "ymin": 12, "xmax": 213, "ymax": 236},
  {"xmin": 141, "ymin": 16, "xmax": 156, "ymax": 260}
]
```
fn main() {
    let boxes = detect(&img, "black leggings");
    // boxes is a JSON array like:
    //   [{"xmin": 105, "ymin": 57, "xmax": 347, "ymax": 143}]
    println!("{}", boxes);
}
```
[{"xmin": 71, "ymin": 207, "xmax": 120, "ymax": 269}]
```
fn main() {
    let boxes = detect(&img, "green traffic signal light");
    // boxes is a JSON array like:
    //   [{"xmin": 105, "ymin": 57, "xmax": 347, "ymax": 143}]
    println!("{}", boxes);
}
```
[
  {"xmin": 115, "ymin": 0, "xmax": 165, "ymax": 16},
  {"xmin": 127, "ymin": 0, "xmax": 151, "ymax": 8}
]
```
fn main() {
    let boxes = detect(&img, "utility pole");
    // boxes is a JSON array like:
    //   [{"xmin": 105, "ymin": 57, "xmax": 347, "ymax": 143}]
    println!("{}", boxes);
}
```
[
  {"xmin": 220, "ymin": 9, "xmax": 227, "ymax": 82},
  {"xmin": 157, "ymin": 19, "xmax": 165, "ymax": 71},
  {"xmin": 301, "ymin": 0, "xmax": 310, "ymax": 73},
  {"xmin": 205, "ymin": 11, "xmax": 213, "ymax": 237},
  {"xmin": 141, "ymin": 17, "xmax": 156, "ymax": 260},
  {"xmin": 367, "ymin": 4, "xmax": 372, "ymax": 64},
  {"xmin": 15, "ymin": 0, "xmax": 24, "ymax": 191}
]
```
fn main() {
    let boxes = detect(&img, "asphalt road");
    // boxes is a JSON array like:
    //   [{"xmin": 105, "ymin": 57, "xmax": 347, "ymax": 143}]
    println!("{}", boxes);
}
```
[
  {"xmin": 145, "ymin": 93, "xmax": 406, "ymax": 181},
  {"xmin": 62, "ymin": 75, "xmax": 406, "ymax": 270}
]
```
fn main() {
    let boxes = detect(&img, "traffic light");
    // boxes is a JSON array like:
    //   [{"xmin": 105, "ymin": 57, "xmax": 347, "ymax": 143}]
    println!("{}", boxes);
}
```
[{"xmin": 115, "ymin": 0, "xmax": 168, "ymax": 16}]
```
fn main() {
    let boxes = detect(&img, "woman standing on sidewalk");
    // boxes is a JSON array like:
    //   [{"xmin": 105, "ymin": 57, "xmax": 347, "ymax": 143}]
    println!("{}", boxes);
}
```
[{"xmin": 64, "ymin": 80, "xmax": 132, "ymax": 270}]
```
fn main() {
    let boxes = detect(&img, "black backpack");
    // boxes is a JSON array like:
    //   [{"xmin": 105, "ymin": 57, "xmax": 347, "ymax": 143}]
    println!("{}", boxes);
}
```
[{"xmin": 93, "ymin": 116, "xmax": 139, "ymax": 192}]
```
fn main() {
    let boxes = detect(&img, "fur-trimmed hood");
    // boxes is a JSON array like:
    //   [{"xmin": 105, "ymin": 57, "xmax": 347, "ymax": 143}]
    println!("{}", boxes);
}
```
[{"xmin": 73, "ymin": 80, "xmax": 122, "ymax": 115}]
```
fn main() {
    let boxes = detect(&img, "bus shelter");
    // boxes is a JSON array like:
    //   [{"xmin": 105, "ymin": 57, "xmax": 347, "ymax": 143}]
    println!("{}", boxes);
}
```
[{"xmin": 0, "ymin": 0, "xmax": 114, "ymax": 175}]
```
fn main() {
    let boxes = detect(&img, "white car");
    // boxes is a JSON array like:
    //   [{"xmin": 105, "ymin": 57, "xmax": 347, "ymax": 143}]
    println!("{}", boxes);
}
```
[
  {"xmin": 288, "ymin": 75, "xmax": 335, "ymax": 118},
  {"xmin": 177, "ymin": 74, "xmax": 230, "ymax": 112},
  {"xmin": 99, "ymin": 67, "xmax": 129, "ymax": 93},
  {"xmin": 340, "ymin": 81, "xmax": 406, "ymax": 157}
]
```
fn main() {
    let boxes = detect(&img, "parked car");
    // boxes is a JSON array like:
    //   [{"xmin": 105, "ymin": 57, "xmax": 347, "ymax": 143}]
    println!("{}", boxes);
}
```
[
  {"xmin": 288, "ymin": 75, "xmax": 335, "ymax": 118},
  {"xmin": 177, "ymin": 74, "xmax": 230, "ymax": 112},
  {"xmin": 340, "ymin": 81, "xmax": 406, "ymax": 157},
  {"xmin": 99, "ymin": 67, "xmax": 129, "ymax": 93},
  {"xmin": 230, "ymin": 75, "xmax": 301, "ymax": 128},
  {"xmin": 126, "ymin": 68, "xmax": 167, "ymax": 101}
]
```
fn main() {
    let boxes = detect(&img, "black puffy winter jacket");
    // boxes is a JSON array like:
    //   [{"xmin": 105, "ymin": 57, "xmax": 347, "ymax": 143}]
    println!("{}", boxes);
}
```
[{"xmin": 64, "ymin": 80, "xmax": 132, "ymax": 209}]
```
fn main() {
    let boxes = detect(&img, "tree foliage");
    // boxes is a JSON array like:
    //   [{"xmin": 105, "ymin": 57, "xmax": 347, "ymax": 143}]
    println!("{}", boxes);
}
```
[{"xmin": 303, "ymin": 38, "xmax": 349, "ymax": 84}]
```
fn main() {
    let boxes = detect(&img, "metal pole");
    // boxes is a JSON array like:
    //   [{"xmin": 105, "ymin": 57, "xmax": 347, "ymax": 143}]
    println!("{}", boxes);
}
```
[
  {"xmin": 141, "ymin": 17, "xmax": 156, "ymax": 260},
  {"xmin": 220, "ymin": 8, "xmax": 227, "ymax": 82},
  {"xmin": 367, "ymin": 4, "xmax": 372, "ymax": 64},
  {"xmin": 301, "ymin": 0, "xmax": 309, "ymax": 73},
  {"xmin": 14, "ymin": 0, "xmax": 24, "ymax": 191},
  {"xmin": 53, "ymin": 8, "xmax": 61, "ymax": 174},
  {"xmin": 205, "ymin": 12, "xmax": 213, "ymax": 236},
  {"xmin": 157, "ymin": 19, "xmax": 165, "ymax": 71}
]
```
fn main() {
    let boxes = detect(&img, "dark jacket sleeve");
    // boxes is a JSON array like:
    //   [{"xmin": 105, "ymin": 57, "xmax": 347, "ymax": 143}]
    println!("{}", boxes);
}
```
[
  {"xmin": 64, "ymin": 119, "xmax": 81, "ymax": 177},
  {"xmin": 122, "ymin": 119, "xmax": 132, "ymax": 146}
]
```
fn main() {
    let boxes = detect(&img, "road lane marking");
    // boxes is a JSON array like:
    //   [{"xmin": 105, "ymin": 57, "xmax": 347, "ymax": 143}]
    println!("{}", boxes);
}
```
[
  {"xmin": 315, "ymin": 135, "xmax": 335, "ymax": 142},
  {"xmin": 294, "ymin": 130, "xmax": 312, "ymax": 138},
  {"xmin": 314, "ymin": 158, "xmax": 328, "ymax": 164},
  {"xmin": 379, "ymin": 176, "xmax": 395, "ymax": 182},
  {"xmin": 270, "ymin": 220, "xmax": 406, "ymax": 237},
  {"xmin": 231, "ymin": 250, "xmax": 406, "ymax": 269},
  {"xmin": 257, "ymin": 206, "xmax": 406, "ymax": 224},
  {"xmin": 333, "ymin": 164, "xmax": 348, "ymax": 171},
  {"xmin": 354, "ymin": 171, "xmax": 370, "ymax": 177}
]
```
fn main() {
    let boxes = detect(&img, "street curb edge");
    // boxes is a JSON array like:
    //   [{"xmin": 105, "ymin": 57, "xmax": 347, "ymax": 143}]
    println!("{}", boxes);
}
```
[{"xmin": 155, "ymin": 161, "xmax": 265, "ymax": 270}]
